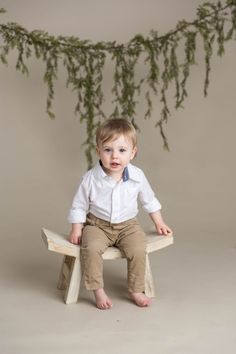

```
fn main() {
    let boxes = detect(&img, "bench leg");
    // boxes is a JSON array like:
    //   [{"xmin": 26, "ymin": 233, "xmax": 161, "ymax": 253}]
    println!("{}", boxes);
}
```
[
  {"xmin": 145, "ymin": 254, "xmax": 155, "ymax": 298},
  {"xmin": 58, "ymin": 255, "xmax": 68, "ymax": 290},
  {"xmin": 64, "ymin": 256, "xmax": 82, "ymax": 304},
  {"xmin": 57, "ymin": 255, "xmax": 82, "ymax": 304}
]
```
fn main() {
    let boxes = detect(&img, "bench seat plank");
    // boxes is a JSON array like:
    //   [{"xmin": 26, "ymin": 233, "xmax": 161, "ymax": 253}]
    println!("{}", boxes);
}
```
[{"xmin": 42, "ymin": 228, "xmax": 173, "ymax": 259}]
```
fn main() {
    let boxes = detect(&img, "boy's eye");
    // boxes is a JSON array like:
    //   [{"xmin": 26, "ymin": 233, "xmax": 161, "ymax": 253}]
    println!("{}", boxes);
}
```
[
  {"xmin": 104, "ymin": 148, "xmax": 111, "ymax": 152},
  {"xmin": 120, "ymin": 148, "xmax": 126, "ymax": 153}
]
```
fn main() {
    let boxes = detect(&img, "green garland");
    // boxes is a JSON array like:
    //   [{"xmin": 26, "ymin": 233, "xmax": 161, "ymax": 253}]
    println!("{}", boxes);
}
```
[{"xmin": 1, "ymin": 1, "xmax": 236, "ymax": 167}]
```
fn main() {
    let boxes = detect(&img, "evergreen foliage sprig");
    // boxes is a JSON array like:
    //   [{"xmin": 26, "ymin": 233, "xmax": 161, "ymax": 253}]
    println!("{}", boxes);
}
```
[{"xmin": 1, "ymin": 1, "xmax": 236, "ymax": 167}]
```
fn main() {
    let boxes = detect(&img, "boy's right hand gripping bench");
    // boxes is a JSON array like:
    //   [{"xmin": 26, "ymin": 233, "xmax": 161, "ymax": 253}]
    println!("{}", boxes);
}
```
[{"xmin": 41, "ymin": 228, "xmax": 173, "ymax": 304}]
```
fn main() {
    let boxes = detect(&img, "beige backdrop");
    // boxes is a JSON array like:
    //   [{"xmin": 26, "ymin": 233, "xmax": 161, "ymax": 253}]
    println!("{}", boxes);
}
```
[
  {"xmin": 0, "ymin": 1, "xmax": 236, "ymax": 352},
  {"xmin": 1, "ymin": 0, "xmax": 235, "ymax": 239}
]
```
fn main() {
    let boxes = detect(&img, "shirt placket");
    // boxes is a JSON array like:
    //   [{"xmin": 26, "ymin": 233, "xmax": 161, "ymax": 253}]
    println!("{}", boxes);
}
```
[{"xmin": 110, "ymin": 180, "xmax": 122, "ymax": 223}]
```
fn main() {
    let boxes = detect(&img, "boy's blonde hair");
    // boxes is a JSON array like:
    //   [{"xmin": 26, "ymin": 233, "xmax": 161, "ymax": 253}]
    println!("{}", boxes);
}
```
[{"xmin": 96, "ymin": 118, "xmax": 137, "ymax": 147}]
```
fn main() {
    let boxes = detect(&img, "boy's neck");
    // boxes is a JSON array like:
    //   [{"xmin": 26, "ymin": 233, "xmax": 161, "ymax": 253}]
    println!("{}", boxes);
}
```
[
  {"xmin": 103, "ymin": 166, "xmax": 124, "ymax": 182},
  {"xmin": 99, "ymin": 160, "xmax": 126, "ymax": 182}
]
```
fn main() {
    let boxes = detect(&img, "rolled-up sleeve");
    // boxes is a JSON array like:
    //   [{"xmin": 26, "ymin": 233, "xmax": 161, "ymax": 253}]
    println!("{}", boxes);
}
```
[
  {"xmin": 138, "ymin": 172, "xmax": 162, "ymax": 213},
  {"xmin": 68, "ymin": 176, "xmax": 90, "ymax": 223}
]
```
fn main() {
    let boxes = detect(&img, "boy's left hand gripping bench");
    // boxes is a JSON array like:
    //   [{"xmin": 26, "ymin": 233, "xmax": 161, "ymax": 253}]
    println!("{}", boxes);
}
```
[{"xmin": 41, "ymin": 228, "xmax": 173, "ymax": 304}]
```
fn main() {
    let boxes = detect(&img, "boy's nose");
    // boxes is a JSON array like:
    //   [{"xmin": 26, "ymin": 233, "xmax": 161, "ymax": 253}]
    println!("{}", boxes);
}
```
[{"xmin": 111, "ymin": 150, "xmax": 118, "ymax": 158}]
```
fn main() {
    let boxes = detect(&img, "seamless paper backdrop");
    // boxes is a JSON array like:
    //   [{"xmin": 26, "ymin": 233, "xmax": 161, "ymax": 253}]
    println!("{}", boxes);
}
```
[
  {"xmin": 0, "ymin": 2, "xmax": 236, "ymax": 353},
  {"xmin": 0, "ymin": 0, "xmax": 235, "ymax": 241}
]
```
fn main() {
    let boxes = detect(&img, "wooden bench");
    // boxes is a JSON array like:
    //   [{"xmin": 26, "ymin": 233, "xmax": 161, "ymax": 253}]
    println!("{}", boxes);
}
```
[{"xmin": 41, "ymin": 228, "xmax": 173, "ymax": 304}]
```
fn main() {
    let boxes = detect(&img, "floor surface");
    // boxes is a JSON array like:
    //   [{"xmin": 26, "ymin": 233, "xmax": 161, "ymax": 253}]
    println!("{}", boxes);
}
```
[{"xmin": 1, "ymin": 223, "xmax": 236, "ymax": 354}]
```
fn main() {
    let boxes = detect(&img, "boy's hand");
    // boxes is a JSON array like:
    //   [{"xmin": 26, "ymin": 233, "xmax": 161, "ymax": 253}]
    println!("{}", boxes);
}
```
[
  {"xmin": 155, "ymin": 223, "xmax": 172, "ymax": 236},
  {"xmin": 69, "ymin": 231, "xmax": 82, "ymax": 244},
  {"xmin": 149, "ymin": 211, "xmax": 173, "ymax": 236},
  {"xmin": 69, "ymin": 223, "xmax": 83, "ymax": 245}
]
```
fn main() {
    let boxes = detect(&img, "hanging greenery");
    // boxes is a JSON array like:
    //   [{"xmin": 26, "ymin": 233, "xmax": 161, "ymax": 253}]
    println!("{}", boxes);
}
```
[{"xmin": 1, "ymin": 1, "xmax": 236, "ymax": 167}]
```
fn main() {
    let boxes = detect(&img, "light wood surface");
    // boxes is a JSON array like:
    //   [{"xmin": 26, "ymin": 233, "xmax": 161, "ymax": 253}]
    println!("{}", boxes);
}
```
[{"xmin": 41, "ymin": 228, "xmax": 173, "ymax": 258}]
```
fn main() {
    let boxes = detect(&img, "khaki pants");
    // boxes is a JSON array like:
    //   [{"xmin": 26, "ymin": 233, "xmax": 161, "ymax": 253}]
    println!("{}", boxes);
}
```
[{"xmin": 81, "ymin": 213, "xmax": 146, "ymax": 293}]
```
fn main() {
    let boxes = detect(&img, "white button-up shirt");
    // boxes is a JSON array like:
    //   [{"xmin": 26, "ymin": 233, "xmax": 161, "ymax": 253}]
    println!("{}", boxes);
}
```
[{"xmin": 68, "ymin": 162, "xmax": 161, "ymax": 224}]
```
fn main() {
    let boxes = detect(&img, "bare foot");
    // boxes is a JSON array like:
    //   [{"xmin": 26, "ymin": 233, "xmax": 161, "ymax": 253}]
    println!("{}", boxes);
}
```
[
  {"xmin": 129, "ymin": 292, "xmax": 151, "ymax": 307},
  {"xmin": 94, "ymin": 288, "xmax": 113, "ymax": 310}
]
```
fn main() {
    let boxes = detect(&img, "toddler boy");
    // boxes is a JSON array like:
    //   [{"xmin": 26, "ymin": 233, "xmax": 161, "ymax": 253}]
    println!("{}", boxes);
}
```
[{"xmin": 68, "ymin": 118, "xmax": 172, "ymax": 309}]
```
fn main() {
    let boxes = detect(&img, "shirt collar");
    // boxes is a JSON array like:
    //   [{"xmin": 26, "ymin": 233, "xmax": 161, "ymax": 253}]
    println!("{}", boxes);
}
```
[{"xmin": 122, "ymin": 166, "xmax": 129, "ymax": 182}]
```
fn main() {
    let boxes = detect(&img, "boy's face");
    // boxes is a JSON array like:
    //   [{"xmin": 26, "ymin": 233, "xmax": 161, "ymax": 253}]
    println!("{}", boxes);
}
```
[{"xmin": 96, "ymin": 134, "xmax": 137, "ymax": 179}]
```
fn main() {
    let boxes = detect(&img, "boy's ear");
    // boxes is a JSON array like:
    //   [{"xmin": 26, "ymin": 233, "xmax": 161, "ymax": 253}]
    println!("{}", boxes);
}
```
[
  {"xmin": 96, "ymin": 146, "xmax": 100, "ymax": 156},
  {"xmin": 131, "ymin": 146, "xmax": 138, "ymax": 160}
]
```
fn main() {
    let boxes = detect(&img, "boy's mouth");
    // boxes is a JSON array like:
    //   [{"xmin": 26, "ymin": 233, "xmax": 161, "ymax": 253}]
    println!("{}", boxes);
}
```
[{"xmin": 110, "ymin": 162, "xmax": 120, "ymax": 167}]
